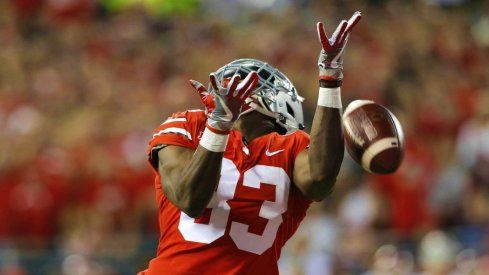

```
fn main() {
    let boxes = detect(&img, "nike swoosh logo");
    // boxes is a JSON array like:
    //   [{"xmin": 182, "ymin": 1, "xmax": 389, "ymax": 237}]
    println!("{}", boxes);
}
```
[{"xmin": 265, "ymin": 149, "xmax": 285, "ymax": 157}]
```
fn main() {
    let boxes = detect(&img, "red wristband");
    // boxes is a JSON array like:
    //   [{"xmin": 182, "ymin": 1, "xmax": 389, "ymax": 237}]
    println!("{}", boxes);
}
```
[{"xmin": 206, "ymin": 124, "xmax": 231, "ymax": 135}]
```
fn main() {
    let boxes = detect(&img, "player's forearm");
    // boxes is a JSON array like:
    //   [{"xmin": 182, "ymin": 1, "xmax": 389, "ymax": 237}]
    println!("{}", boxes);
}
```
[
  {"xmin": 308, "ymin": 101, "xmax": 344, "ymax": 192},
  {"xmin": 170, "ymin": 147, "xmax": 223, "ymax": 218},
  {"xmin": 158, "ymin": 127, "xmax": 229, "ymax": 218},
  {"xmin": 178, "ymin": 126, "xmax": 230, "ymax": 217}
]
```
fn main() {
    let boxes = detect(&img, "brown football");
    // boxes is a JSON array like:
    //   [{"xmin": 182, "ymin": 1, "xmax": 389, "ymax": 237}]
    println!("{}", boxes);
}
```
[{"xmin": 342, "ymin": 100, "xmax": 404, "ymax": 174}]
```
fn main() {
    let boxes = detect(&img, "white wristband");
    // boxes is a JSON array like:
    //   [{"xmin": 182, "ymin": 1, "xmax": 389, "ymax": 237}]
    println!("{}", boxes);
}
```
[
  {"xmin": 199, "ymin": 127, "xmax": 229, "ymax": 152},
  {"xmin": 318, "ymin": 87, "xmax": 342, "ymax": 108}
]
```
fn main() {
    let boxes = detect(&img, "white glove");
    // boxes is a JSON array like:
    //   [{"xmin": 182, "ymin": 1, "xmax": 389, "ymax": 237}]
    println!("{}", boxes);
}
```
[
  {"xmin": 317, "ymin": 11, "xmax": 362, "ymax": 87},
  {"xmin": 206, "ymin": 72, "xmax": 258, "ymax": 133}
]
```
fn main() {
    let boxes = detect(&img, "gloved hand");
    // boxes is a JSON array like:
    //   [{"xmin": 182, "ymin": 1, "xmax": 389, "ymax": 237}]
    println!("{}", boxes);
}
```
[
  {"xmin": 189, "ymin": 79, "xmax": 215, "ymax": 115},
  {"xmin": 191, "ymin": 71, "xmax": 258, "ymax": 134},
  {"xmin": 317, "ymin": 11, "xmax": 362, "ymax": 86}
]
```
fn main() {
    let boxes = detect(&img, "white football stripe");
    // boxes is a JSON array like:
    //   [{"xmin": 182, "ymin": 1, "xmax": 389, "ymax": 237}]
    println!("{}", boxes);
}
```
[
  {"xmin": 153, "ymin": 127, "xmax": 192, "ymax": 141},
  {"xmin": 343, "ymin": 100, "xmax": 375, "ymax": 118},
  {"xmin": 162, "ymin": 117, "xmax": 187, "ymax": 125},
  {"xmin": 361, "ymin": 137, "xmax": 399, "ymax": 173}
]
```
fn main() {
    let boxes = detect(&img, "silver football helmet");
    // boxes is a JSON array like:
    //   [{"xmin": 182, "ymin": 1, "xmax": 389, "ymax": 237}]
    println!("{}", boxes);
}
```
[{"xmin": 211, "ymin": 59, "xmax": 304, "ymax": 133}]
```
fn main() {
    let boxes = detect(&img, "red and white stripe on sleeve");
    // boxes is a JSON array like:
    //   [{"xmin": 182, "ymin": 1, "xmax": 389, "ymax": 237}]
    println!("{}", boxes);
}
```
[{"xmin": 147, "ymin": 110, "xmax": 206, "ymax": 169}]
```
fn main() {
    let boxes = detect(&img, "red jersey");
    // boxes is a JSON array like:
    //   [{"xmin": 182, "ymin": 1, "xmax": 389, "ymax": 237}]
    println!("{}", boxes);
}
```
[{"xmin": 145, "ymin": 110, "xmax": 311, "ymax": 275}]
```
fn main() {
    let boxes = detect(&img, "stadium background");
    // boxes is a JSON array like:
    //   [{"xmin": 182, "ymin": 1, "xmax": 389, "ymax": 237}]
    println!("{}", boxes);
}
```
[{"xmin": 1, "ymin": 0, "xmax": 489, "ymax": 274}]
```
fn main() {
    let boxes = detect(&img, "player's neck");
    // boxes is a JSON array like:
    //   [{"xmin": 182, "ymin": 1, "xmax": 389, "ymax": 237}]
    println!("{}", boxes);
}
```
[{"xmin": 235, "ymin": 113, "xmax": 276, "ymax": 144}]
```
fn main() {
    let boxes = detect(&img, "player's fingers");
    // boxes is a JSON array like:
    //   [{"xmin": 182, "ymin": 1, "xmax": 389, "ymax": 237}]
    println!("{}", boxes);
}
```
[
  {"xmin": 241, "ymin": 72, "xmax": 259, "ymax": 99},
  {"xmin": 189, "ymin": 80, "xmax": 207, "ymax": 94},
  {"xmin": 347, "ymin": 11, "xmax": 362, "ymax": 30},
  {"xmin": 209, "ymin": 73, "xmax": 221, "ymax": 92},
  {"xmin": 331, "ymin": 20, "xmax": 347, "ymax": 39},
  {"xmin": 237, "ymin": 71, "xmax": 258, "ymax": 97},
  {"xmin": 317, "ymin": 22, "xmax": 331, "ymax": 50},
  {"xmin": 243, "ymin": 97, "xmax": 253, "ymax": 108},
  {"xmin": 340, "ymin": 12, "xmax": 362, "ymax": 45},
  {"xmin": 241, "ymin": 100, "xmax": 252, "ymax": 111},
  {"xmin": 228, "ymin": 75, "xmax": 241, "ymax": 97},
  {"xmin": 332, "ymin": 21, "xmax": 347, "ymax": 47}
]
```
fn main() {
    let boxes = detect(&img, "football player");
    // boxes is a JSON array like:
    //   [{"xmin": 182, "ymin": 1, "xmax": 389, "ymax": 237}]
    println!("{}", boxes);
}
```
[{"xmin": 140, "ymin": 12, "xmax": 361, "ymax": 275}]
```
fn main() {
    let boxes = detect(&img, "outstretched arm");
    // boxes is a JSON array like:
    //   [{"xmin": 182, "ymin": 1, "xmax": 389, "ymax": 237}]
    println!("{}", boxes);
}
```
[
  {"xmin": 294, "ymin": 12, "xmax": 361, "ymax": 201},
  {"xmin": 158, "ymin": 72, "xmax": 258, "ymax": 217}
]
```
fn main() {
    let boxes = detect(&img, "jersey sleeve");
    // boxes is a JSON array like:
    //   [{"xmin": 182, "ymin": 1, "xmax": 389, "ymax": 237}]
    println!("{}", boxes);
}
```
[
  {"xmin": 147, "ymin": 110, "xmax": 206, "ymax": 170},
  {"xmin": 290, "ymin": 130, "xmax": 310, "ymax": 160}
]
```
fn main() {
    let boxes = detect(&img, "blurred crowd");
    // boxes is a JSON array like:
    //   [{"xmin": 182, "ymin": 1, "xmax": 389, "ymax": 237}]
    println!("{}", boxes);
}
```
[{"xmin": 1, "ymin": 0, "xmax": 489, "ymax": 274}]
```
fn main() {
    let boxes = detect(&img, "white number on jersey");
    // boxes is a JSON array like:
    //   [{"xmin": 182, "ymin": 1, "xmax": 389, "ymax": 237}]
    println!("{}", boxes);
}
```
[{"xmin": 178, "ymin": 159, "xmax": 290, "ymax": 255}]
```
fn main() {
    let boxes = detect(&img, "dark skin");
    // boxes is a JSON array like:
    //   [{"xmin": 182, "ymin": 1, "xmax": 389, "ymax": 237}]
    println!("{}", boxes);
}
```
[{"xmin": 158, "ymin": 107, "xmax": 344, "ymax": 218}]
